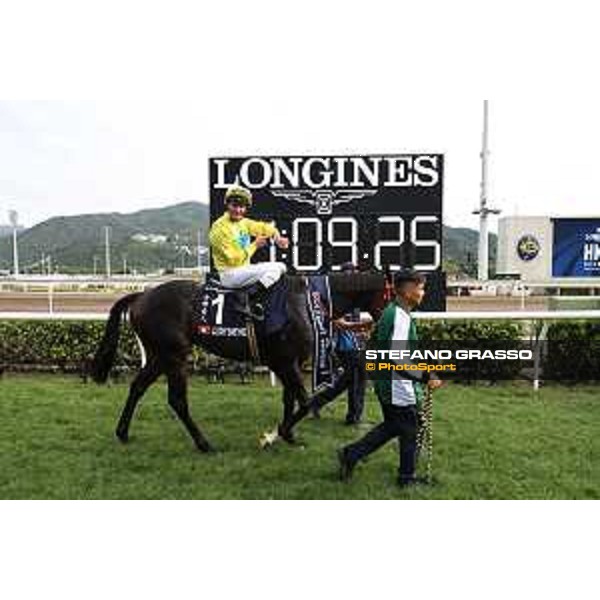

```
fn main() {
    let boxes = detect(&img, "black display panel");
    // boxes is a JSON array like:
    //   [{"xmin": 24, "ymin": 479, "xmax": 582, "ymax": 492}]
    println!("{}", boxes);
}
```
[{"xmin": 209, "ymin": 155, "xmax": 445, "ymax": 310}]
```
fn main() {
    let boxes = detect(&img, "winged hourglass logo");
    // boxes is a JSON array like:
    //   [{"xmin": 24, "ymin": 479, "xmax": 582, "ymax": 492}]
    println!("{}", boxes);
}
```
[{"xmin": 271, "ymin": 189, "xmax": 377, "ymax": 215}]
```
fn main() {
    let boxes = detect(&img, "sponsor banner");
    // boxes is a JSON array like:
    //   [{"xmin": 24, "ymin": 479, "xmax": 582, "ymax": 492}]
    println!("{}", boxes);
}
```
[
  {"xmin": 306, "ymin": 275, "xmax": 335, "ymax": 392},
  {"xmin": 552, "ymin": 218, "xmax": 600, "ymax": 277}
]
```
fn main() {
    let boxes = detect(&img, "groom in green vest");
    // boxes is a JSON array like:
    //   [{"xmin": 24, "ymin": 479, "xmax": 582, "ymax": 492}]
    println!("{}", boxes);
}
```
[{"xmin": 337, "ymin": 269, "xmax": 443, "ymax": 487}]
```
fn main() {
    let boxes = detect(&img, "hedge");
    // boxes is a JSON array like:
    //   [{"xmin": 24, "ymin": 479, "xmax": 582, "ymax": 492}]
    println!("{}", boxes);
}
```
[
  {"xmin": 543, "ymin": 320, "xmax": 600, "ymax": 382},
  {"xmin": 417, "ymin": 319, "xmax": 523, "ymax": 342},
  {"xmin": 416, "ymin": 319, "xmax": 525, "ymax": 382},
  {"xmin": 0, "ymin": 320, "xmax": 140, "ymax": 372},
  {"xmin": 0, "ymin": 318, "xmax": 522, "ymax": 377},
  {"xmin": 1, "ymin": 318, "xmax": 598, "ymax": 382},
  {"xmin": 0, "ymin": 320, "xmax": 211, "ymax": 374}
]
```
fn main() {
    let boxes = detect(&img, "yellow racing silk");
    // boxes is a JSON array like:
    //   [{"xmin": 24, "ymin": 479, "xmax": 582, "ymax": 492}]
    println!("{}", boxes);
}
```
[{"xmin": 209, "ymin": 213, "xmax": 278, "ymax": 271}]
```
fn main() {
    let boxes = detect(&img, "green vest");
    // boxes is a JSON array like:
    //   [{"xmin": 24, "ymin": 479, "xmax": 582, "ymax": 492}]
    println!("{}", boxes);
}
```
[{"xmin": 372, "ymin": 301, "xmax": 425, "ymax": 406}]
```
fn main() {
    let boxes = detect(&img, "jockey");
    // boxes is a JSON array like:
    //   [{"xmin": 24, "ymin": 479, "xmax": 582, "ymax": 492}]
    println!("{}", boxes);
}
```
[{"xmin": 209, "ymin": 185, "xmax": 289, "ymax": 301}]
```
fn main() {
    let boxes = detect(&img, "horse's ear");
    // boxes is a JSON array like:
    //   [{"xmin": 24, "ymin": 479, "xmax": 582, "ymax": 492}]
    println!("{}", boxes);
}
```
[
  {"xmin": 383, "ymin": 267, "xmax": 393, "ymax": 287},
  {"xmin": 383, "ymin": 268, "xmax": 394, "ymax": 303}
]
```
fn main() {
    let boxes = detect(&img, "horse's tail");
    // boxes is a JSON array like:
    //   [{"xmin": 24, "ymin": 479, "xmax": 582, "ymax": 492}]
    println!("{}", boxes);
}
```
[{"xmin": 90, "ymin": 292, "xmax": 143, "ymax": 384}]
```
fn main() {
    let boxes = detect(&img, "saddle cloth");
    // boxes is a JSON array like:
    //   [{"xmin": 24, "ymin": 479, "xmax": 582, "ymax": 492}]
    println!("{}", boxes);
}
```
[{"xmin": 192, "ymin": 277, "xmax": 289, "ymax": 339}]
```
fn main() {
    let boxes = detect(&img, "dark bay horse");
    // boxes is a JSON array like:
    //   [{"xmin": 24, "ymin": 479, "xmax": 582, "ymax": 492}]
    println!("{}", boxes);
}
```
[{"xmin": 90, "ymin": 273, "xmax": 390, "ymax": 452}]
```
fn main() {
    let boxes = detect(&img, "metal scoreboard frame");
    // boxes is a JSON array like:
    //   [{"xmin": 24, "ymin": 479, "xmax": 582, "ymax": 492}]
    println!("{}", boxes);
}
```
[{"xmin": 209, "ymin": 155, "xmax": 446, "ymax": 311}]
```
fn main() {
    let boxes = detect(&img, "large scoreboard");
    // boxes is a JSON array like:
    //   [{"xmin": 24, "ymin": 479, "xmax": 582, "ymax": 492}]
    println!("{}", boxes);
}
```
[{"xmin": 209, "ymin": 155, "xmax": 446, "ymax": 310}]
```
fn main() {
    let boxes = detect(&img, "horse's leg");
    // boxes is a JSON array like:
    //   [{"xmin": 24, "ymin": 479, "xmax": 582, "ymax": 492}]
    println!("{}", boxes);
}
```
[
  {"xmin": 115, "ymin": 357, "xmax": 161, "ymax": 443},
  {"xmin": 280, "ymin": 357, "xmax": 338, "ymax": 438},
  {"xmin": 259, "ymin": 362, "xmax": 301, "ymax": 448},
  {"xmin": 277, "ymin": 363, "xmax": 310, "ymax": 444},
  {"xmin": 282, "ymin": 385, "xmax": 295, "ymax": 432},
  {"xmin": 165, "ymin": 362, "xmax": 214, "ymax": 453},
  {"xmin": 280, "ymin": 395, "xmax": 313, "ymax": 441}
]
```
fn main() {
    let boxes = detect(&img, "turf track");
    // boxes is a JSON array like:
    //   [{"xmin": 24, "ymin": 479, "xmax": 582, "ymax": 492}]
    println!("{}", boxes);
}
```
[{"xmin": 0, "ymin": 374, "xmax": 598, "ymax": 499}]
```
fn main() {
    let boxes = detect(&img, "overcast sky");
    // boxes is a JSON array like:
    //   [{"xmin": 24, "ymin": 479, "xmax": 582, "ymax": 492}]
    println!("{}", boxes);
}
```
[
  {"xmin": 3, "ymin": 98, "xmax": 599, "ymax": 232},
  {"xmin": 1, "ymin": 3, "xmax": 598, "ymax": 232}
]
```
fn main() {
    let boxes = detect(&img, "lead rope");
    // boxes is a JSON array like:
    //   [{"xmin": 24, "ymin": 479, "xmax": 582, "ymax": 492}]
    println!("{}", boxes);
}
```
[{"xmin": 417, "ymin": 386, "xmax": 434, "ymax": 483}]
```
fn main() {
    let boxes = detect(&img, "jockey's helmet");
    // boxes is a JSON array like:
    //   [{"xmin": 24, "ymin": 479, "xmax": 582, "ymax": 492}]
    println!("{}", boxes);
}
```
[{"xmin": 225, "ymin": 185, "xmax": 253, "ymax": 208}]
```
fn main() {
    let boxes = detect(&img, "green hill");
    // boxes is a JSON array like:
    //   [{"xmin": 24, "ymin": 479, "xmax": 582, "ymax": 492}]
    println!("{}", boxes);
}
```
[
  {"xmin": 443, "ymin": 226, "xmax": 497, "ymax": 278},
  {"xmin": 0, "ymin": 202, "xmax": 494, "ymax": 276},
  {"xmin": 0, "ymin": 202, "xmax": 209, "ymax": 274}
]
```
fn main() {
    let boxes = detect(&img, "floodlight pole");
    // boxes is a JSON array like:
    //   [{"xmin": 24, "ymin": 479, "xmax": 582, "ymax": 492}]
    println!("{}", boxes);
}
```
[
  {"xmin": 104, "ymin": 226, "xmax": 111, "ymax": 278},
  {"xmin": 473, "ymin": 100, "xmax": 501, "ymax": 281},
  {"xmin": 8, "ymin": 210, "xmax": 19, "ymax": 278},
  {"xmin": 12, "ymin": 227, "xmax": 19, "ymax": 278}
]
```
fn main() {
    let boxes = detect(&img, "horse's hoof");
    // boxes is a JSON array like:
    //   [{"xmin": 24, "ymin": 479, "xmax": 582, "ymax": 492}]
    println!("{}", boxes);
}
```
[
  {"xmin": 277, "ymin": 425, "xmax": 298, "ymax": 446},
  {"xmin": 284, "ymin": 438, "xmax": 307, "ymax": 450},
  {"xmin": 116, "ymin": 430, "xmax": 129, "ymax": 444},
  {"xmin": 198, "ymin": 443, "xmax": 216, "ymax": 454}
]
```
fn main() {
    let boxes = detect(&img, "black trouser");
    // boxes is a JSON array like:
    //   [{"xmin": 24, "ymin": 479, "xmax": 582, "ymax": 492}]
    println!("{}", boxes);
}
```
[
  {"xmin": 344, "ymin": 403, "xmax": 418, "ymax": 482},
  {"xmin": 312, "ymin": 351, "xmax": 366, "ymax": 422}
]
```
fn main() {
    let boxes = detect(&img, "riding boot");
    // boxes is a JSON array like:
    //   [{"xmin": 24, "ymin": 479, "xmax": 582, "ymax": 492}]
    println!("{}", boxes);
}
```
[
  {"xmin": 230, "ymin": 291, "xmax": 253, "ymax": 319},
  {"xmin": 248, "ymin": 282, "xmax": 269, "ymax": 321}
]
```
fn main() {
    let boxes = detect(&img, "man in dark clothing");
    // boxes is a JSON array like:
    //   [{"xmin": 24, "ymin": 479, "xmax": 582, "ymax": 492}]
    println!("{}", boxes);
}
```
[
  {"xmin": 310, "ymin": 262, "xmax": 369, "ymax": 424},
  {"xmin": 310, "ymin": 307, "xmax": 369, "ymax": 424},
  {"xmin": 337, "ymin": 269, "xmax": 443, "ymax": 487}
]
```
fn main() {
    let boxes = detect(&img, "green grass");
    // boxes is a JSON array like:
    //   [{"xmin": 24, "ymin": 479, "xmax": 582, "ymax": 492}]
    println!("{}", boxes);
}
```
[{"xmin": 0, "ymin": 374, "xmax": 599, "ymax": 499}]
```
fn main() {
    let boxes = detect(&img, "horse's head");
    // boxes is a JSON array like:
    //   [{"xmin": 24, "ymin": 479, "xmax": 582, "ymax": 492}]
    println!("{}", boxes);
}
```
[{"xmin": 328, "ymin": 272, "xmax": 393, "ymax": 322}]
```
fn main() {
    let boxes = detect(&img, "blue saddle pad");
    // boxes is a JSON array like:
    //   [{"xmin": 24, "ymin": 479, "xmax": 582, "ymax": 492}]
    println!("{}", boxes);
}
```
[{"xmin": 263, "ymin": 278, "xmax": 289, "ymax": 335}]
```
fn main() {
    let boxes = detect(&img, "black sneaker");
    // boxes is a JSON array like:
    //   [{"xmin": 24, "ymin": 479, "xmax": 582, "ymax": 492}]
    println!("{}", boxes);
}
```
[{"xmin": 337, "ymin": 448, "xmax": 355, "ymax": 482}]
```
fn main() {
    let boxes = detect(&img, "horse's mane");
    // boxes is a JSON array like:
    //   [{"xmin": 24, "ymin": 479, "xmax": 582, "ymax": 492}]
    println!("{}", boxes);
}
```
[
  {"xmin": 328, "ymin": 272, "xmax": 386, "ymax": 293},
  {"xmin": 285, "ymin": 275, "xmax": 308, "ymax": 294},
  {"xmin": 284, "ymin": 273, "xmax": 385, "ymax": 294}
]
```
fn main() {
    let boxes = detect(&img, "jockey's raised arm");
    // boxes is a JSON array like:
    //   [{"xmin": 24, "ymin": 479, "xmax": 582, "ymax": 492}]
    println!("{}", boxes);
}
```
[
  {"xmin": 245, "ymin": 218, "xmax": 280, "ymax": 243},
  {"xmin": 209, "ymin": 217, "xmax": 278, "ymax": 270}
]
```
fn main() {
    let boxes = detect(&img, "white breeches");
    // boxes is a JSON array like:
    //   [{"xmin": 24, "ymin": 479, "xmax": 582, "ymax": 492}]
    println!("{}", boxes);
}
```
[{"xmin": 219, "ymin": 262, "xmax": 287, "ymax": 289}]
